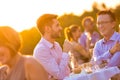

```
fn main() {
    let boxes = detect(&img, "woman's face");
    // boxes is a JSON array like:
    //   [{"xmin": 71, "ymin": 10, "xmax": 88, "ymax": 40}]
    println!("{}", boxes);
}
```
[
  {"xmin": 73, "ymin": 28, "xmax": 82, "ymax": 39},
  {"xmin": 0, "ymin": 46, "xmax": 11, "ymax": 65}
]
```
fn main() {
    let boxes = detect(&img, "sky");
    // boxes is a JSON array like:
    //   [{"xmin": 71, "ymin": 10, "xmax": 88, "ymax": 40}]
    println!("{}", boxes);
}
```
[{"xmin": 0, "ymin": 0, "xmax": 120, "ymax": 32}]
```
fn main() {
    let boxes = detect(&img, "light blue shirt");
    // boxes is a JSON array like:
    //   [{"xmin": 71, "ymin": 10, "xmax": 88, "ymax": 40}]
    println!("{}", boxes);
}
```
[
  {"xmin": 79, "ymin": 31, "xmax": 100, "ymax": 50},
  {"xmin": 93, "ymin": 32, "xmax": 120, "ymax": 67}
]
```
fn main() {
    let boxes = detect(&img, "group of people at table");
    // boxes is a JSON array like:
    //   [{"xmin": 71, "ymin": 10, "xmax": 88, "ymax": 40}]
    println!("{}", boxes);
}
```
[{"xmin": 0, "ymin": 10, "xmax": 120, "ymax": 80}]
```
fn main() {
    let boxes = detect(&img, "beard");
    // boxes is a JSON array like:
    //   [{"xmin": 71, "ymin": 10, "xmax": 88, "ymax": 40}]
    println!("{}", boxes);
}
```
[{"xmin": 51, "ymin": 32, "xmax": 62, "ymax": 39}]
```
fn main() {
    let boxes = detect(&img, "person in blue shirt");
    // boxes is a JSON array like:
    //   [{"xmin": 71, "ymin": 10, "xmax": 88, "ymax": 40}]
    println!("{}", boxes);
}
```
[{"xmin": 92, "ymin": 10, "xmax": 120, "ymax": 80}]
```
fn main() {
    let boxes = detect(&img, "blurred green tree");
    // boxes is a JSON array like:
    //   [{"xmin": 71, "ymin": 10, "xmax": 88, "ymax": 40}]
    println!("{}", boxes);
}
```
[
  {"xmin": 20, "ymin": 27, "xmax": 40, "ymax": 55},
  {"xmin": 20, "ymin": 3, "xmax": 120, "ymax": 55}
]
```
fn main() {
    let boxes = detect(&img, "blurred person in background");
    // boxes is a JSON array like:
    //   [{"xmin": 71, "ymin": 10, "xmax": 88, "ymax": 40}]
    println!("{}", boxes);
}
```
[
  {"xmin": 0, "ymin": 26, "xmax": 48, "ymax": 80},
  {"xmin": 79, "ymin": 16, "xmax": 100, "ymax": 53},
  {"xmin": 33, "ymin": 14, "xmax": 70, "ymax": 80},
  {"xmin": 63, "ymin": 24, "xmax": 90, "ymax": 70},
  {"xmin": 93, "ymin": 10, "xmax": 120, "ymax": 80}
]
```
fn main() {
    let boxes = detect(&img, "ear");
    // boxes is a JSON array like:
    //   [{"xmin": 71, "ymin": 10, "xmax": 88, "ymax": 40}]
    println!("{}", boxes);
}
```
[
  {"xmin": 45, "ymin": 25, "xmax": 51, "ymax": 32},
  {"xmin": 112, "ymin": 21, "xmax": 116, "ymax": 29}
]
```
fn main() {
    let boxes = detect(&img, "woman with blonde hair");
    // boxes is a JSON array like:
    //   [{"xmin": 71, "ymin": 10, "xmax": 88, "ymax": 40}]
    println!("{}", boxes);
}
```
[
  {"xmin": 0, "ymin": 26, "xmax": 48, "ymax": 80},
  {"xmin": 63, "ymin": 25, "xmax": 90, "ymax": 69}
]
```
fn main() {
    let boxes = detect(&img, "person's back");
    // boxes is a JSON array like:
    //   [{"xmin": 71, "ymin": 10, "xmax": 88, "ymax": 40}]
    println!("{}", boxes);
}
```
[
  {"xmin": 0, "ymin": 26, "xmax": 48, "ymax": 80},
  {"xmin": 6, "ymin": 56, "xmax": 26, "ymax": 80}
]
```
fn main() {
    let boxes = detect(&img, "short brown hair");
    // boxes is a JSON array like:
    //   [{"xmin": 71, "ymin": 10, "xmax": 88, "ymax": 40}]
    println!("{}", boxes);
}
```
[
  {"xmin": 97, "ymin": 10, "xmax": 116, "ymax": 21},
  {"xmin": 36, "ymin": 14, "xmax": 58, "ymax": 35},
  {"xmin": 82, "ymin": 16, "xmax": 94, "ymax": 27}
]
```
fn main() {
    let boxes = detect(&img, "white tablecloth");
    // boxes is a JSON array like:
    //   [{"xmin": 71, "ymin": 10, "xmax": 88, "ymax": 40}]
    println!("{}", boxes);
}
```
[{"xmin": 64, "ymin": 66, "xmax": 120, "ymax": 80}]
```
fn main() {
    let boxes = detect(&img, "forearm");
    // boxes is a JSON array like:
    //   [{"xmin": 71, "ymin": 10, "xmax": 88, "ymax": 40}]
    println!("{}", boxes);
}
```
[
  {"xmin": 107, "ymin": 52, "xmax": 120, "ymax": 67},
  {"xmin": 92, "ymin": 46, "xmax": 112, "ymax": 66},
  {"xmin": 96, "ymin": 50, "xmax": 112, "ymax": 61},
  {"xmin": 77, "ymin": 47, "xmax": 90, "ymax": 58},
  {"xmin": 73, "ymin": 43, "xmax": 88, "ymax": 58}
]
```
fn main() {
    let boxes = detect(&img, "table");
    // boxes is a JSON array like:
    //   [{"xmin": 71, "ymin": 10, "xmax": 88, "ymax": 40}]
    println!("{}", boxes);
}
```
[{"xmin": 64, "ymin": 66, "xmax": 120, "ymax": 80}]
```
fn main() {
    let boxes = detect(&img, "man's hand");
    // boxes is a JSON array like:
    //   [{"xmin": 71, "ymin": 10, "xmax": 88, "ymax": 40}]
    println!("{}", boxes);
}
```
[{"xmin": 110, "ymin": 41, "xmax": 120, "ymax": 55}]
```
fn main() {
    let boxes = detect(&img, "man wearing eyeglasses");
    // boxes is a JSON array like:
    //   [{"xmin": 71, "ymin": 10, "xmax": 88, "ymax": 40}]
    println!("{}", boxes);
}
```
[{"xmin": 92, "ymin": 10, "xmax": 120, "ymax": 80}]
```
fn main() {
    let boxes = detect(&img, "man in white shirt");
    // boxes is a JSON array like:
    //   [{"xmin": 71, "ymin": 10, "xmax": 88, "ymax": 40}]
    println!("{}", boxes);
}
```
[{"xmin": 33, "ymin": 14, "xmax": 70, "ymax": 80}]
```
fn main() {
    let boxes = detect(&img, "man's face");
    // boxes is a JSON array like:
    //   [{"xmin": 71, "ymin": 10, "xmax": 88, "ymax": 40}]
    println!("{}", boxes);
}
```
[
  {"xmin": 84, "ymin": 20, "xmax": 94, "ymax": 32},
  {"xmin": 50, "ymin": 19, "xmax": 62, "ymax": 39},
  {"xmin": 97, "ymin": 14, "xmax": 115, "ymax": 36}
]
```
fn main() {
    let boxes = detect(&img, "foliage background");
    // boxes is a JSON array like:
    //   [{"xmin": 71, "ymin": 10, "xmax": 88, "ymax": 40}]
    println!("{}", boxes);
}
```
[{"xmin": 19, "ymin": 3, "xmax": 120, "ymax": 55}]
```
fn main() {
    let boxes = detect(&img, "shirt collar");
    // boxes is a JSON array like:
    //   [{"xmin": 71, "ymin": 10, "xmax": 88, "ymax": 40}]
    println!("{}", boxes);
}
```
[
  {"xmin": 41, "ymin": 37, "xmax": 55, "ymax": 49},
  {"xmin": 84, "ymin": 31, "xmax": 97, "ymax": 35},
  {"xmin": 102, "ymin": 31, "xmax": 118, "ymax": 44}
]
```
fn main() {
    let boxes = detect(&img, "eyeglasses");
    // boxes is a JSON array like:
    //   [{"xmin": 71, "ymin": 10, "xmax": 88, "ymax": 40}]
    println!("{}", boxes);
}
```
[{"xmin": 96, "ymin": 21, "xmax": 113, "ymax": 26}]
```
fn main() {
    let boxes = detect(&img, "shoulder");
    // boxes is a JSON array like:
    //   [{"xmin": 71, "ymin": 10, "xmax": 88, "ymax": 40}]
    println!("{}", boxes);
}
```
[
  {"xmin": 33, "ymin": 42, "xmax": 50, "ymax": 56},
  {"xmin": 34, "ymin": 42, "xmax": 47, "ymax": 51},
  {"xmin": 23, "ymin": 56, "xmax": 48, "ymax": 80},
  {"xmin": 24, "ymin": 56, "xmax": 39, "ymax": 66},
  {"xmin": 94, "ymin": 39, "xmax": 103, "ymax": 47},
  {"xmin": 80, "ymin": 32, "xmax": 86, "ymax": 41},
  {"xmin": 81, "ymin": 32, "xmax": 86, "ymax": 38},
  {"xmin": 24, "ymin": 56, "xmax": 44, "ymax": 71},
  {"xmin": 115, "ymin": 32, "xmax": 120, "ymax": 39},
  {"xmin": 96, "ymin": 39, "xmax": 103, "ymax": 43}
]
